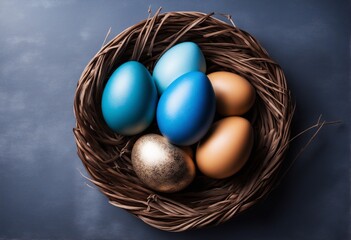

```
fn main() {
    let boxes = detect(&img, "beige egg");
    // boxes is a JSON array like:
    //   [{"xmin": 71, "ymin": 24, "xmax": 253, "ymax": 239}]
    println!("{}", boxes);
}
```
[
  {"xmin": 132, "ymin": 134, "xmax": 195, "ymax": 193},
  {"xmin": 208, "ymin": 71, "xmax": 256, "ymax": 116},
  {"xmin": 196, "ymin": 116, "xmax": 254, "ymax": 179}
]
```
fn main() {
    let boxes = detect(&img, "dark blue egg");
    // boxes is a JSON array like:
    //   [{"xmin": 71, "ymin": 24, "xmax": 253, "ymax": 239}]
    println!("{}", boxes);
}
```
[{"xmin": 156, "ymin": 71, "xmax": 216, "ymax": 146}]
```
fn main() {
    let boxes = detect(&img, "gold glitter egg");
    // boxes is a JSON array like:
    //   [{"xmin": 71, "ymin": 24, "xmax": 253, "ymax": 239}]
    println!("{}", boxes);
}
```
[{"xmin": 131, "ymin": 134, "xmax": 195, "ymax": 193}]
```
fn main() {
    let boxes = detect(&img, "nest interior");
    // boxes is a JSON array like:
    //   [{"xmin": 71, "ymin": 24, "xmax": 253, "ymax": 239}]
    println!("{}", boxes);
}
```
[{"xmin": 73, "ymin": 10, "xmax": 294, "ymax": 232}]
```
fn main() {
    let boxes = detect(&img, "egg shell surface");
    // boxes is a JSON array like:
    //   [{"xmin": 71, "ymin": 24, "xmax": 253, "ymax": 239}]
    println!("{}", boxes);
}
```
[
  {"xmin": 196, "ymin": 116, "xmax": 254, "ymax": 179},
  {"xmin": 208, "ymin": 71, "xmax": 256, "ymax": 116},
  {"xmin": 157, "ymin": 71, "xmax": 216, "ymax": 146},
  {"xmin": 131, "ymin": 134, "xmax": 195, "ymax": 193},
  {"xmin": 101, "ymin": 61, "xmax": 157, "ymax": 135},
  {"xmin": 153, "ymin": 42, "xmax": 206, "ymax": 94}
]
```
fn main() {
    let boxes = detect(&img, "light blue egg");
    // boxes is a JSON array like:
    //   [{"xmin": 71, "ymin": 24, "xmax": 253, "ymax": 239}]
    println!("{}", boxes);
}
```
[
  {"xmin": 153, "ymin": 42, "xmax": 206, "ymax": 94},
  {"xmin": 156, "ymin": 71, "xmax": 216, "ymax": 146},
  {"xmin": 101, "ymin": 61, "xmax": 157, "ymax": 135}
]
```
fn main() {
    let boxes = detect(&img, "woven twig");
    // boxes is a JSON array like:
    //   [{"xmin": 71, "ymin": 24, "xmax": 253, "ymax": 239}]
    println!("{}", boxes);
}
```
[{"xmin": 73, "ymin": 10, "xmax": 294, "ymax": 232}]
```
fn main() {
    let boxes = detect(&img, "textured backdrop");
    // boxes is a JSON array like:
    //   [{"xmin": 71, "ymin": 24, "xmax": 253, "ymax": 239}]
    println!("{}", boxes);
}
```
[{"xmin": 0, "ymin": 0, "xmax": 350, "ymax": 239}]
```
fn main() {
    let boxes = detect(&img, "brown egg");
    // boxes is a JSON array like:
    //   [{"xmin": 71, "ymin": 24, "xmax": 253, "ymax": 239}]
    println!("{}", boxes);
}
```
[
  {"xmin": 196, "ymin": 116, "xmax": 254, "ymax": 179},
  {"xmin": 208, "ymin": 71, "xmax": 256, "ymax": 116}
]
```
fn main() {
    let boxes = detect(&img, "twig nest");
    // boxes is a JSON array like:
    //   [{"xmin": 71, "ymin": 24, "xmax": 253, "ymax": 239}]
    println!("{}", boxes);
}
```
[{"xmin": 73, "ymin": 10, "xmax": 294, "ymax": 232}]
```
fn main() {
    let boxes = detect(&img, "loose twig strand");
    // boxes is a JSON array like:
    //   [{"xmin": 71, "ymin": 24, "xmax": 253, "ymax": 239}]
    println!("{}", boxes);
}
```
[{"xmin": 73, "ymin": 10, "xmax": 294, "ymax": 231}]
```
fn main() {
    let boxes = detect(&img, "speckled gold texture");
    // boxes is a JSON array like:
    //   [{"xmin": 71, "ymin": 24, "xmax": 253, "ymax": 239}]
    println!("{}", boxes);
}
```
[{"xmin": 131, "ymin": 134, "xmax": 195, "ymax": 193}]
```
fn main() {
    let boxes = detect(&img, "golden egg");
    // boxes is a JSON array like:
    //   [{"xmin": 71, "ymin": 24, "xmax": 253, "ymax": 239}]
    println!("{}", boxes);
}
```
[
  {"xmin": 131, "ymin": 134, "xmax": 195, "ymax": 193},
  {"xmin": 196, "ymin": 116, "xmax": 254, "ymax": 179},
  {"xmin": 208, "ymin": 71, "xmax": 256, "ymax": 116}
]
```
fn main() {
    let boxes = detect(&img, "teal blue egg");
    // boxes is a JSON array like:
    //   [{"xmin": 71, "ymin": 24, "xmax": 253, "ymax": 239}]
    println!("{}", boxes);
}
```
[
  {"xmin": 153, "ymin": 42, "xmax": 206, "ymax": 94},
  {"xmin": 101, "ymin": 61, "xmax": 157, "ymax": 135},
  {"xmin": 156, "ymin": 71, "xmax": 216, "ymax": 146}
]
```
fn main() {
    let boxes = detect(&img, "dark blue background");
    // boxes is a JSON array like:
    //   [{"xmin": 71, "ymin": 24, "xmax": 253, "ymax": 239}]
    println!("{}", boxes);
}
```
[{"xmin": 0, "ymin": 0, "xmax": 350, "ymax": 239}]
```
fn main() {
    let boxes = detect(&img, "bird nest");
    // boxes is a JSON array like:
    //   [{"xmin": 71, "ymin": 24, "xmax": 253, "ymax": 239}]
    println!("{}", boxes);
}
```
[{"xmin": 73, "ymin": 9, "xmax": 294, "ymax": 232}]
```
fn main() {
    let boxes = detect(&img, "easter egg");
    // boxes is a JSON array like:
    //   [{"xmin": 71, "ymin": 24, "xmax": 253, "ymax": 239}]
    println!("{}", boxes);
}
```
[
  {"xmin": 157, "ymin": 71, "xmax": 216, "ymax": 146},
  {"xmin": 196, "ymin": 116, "xmax": 254, "ymax": 179},
  {"xmin": 207, "ymin": 71, "xmax": 256, "ymax": 116},
  {"xmin": 153, "ymin": 42, "xmax": 206, "ymax": 94},
  {"xmin": 101, "ymin": 61, "xmax": 157, "ymax": 135},
  {"xmin": 131, "ymin": 134, "xmax": 195, "ymax": 193}
]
